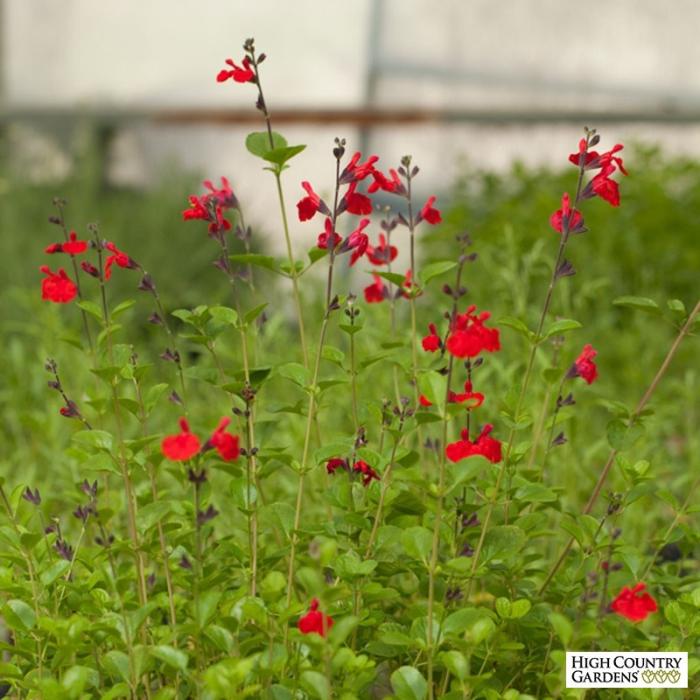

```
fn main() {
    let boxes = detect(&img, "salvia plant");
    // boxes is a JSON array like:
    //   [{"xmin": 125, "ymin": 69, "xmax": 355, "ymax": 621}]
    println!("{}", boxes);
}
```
[{"xmin": 2, "ymin": 38, "xmax": 700, "ymax": 700}]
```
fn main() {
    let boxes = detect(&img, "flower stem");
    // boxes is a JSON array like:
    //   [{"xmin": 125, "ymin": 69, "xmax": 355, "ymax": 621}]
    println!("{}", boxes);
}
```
[
  {"xmin": 539, "ymin": 298, "xmax": 700, "ymax": 594},
  {"xmin": 468, "ymin": 144, "xmax": 589, "ymax": 595}
]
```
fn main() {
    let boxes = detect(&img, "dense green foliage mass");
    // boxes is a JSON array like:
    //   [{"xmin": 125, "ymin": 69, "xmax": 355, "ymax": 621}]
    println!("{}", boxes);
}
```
[{"xmin": 0, "ymin": 140, "xmax": 698, "ymax": 699}]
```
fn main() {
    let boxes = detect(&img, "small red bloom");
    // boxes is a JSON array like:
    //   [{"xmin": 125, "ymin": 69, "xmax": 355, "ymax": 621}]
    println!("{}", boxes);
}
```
[
  {"xmin": 104, "ymin": 242, "xmax": 136, "ymax": 280},
  {"xmin": 162, "ymin": 418, "xmax": 201, "ymax": 461},
  {"xmin": 217, "ymin": 57, "xmax": 254, "ymax": 83},
  {"xmin": 81, "ymin": 261, "xmax": 100, "ymax": 278},
  {"xmin": 341, "ymin": 152, "xmax": 379, "ymax": 183},
  {"xmin": 45, "ymin": 231, "xmax": 88, "ymax": 256},
  {"xmin": 422, "ymin": 323, "xmax": 441, "ymax": 352},
  {"xmin": 353, "ymin": 460, "xmax": 380, "ymax": 486},
  {"xmin": 366, "ymin": 233, "xmax": 398, "ymax": 266},
  {"xmin": 297, "ymin": 181, "xmax": 323, "ymax": 222},
  {"xmin": 549, "ymin": 192, "xmax": 584, "ymax": 234},
  {"xmin": 364, "ymin": 275, "xmax": 387, "ymax": 303},
  {"xmin": 208, "ymin": 417, "xmax": 240, "ymax": 461},
  {"xmin": 446, "ymin": 424, "xmax": 502, "ymax": 464},
  {"xmin": 419, "ymin": 196, "xmax": 442, "ymax": 225},
  {"xmin": 40, "ymin": 266, "xmax": 77, "ymax": 303},
  {"xmin": 400, "ymin": 269, "xmax": 419, "ymax": 298},
  {"xmin": 591, "ymin": 167, "xmax": 621, "ymax": 207},
  {"xmin": 317, "ymin": 218, "xmax": 342, "ymax": 251},
  {"xmin": 347, "ymin": 218, "xmax": 371, "ymax": 266},
  {"xmin": 298, "ymin": 598, "xmax": 334, "ymax": 637},
  {"xmin": 568, "ymin": 138, "xmax": 599, "ymax": 168},
  {"xmin": 446, "ymin": 306, "xmax": 500, "ymax": 359},
  {"xmin": 183, "ymin": 180, "xmax": 235, "ymax": 235},
  {"xmin": 451, "ymin": 380, "xmax": 485, "ymax": 409},
  {"xmin": 573, "ymin": 344, "xmax": 598, "ymax": 384},
  {"xmin": 343, "ymin": 181, "xmax": 373, "ymax": 216},
  {"xmin": 326, "ymin": 458, "xmax": 347, "ymax": 475},
  {"xmin": 368, "ymin": 168, "xmax": 404, "ymax": 195},
  {"xmin": 610, "ymin": 583, "xmax": 657, "ymax": 622}
]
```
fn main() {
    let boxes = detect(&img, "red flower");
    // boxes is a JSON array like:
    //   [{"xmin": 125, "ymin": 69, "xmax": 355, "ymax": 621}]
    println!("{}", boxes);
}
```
[
  {"xmin": 446, "ymin": 424, "xmax": 502, "ymax": 464},
  {"xmin": 446, "ymin": 306, "xmax": 500, "ymax": 359},
  {"xmin": 419, "ymin": 196, "xmax": 442, "ymax": 225},
  {"xmin": 573, "ymin": 344, "xmax": 598, "ymax": 384},
  {"xmin": 347, "ymin": 218, "xmax": 371, "ymax": 266},
  {"xmin": 591, "ymin": 165, "xmax": 621, "ymax": 206},
  {"xmin": 298, "ymin": 598, "xmax": 334, "ymax": 637},
  {"xmin": 610, "ymin": 583, "xmax": 657, "ymax": 622},
  {"xmin": 343, "ymin": 182, "xmax": 373, "ymax": 216},
  {"xmin": 451, "ymin": 380, "xmax": 485, "ymax": 409},
  {"xmin": 40, "ymin": 266, "xmax": 77, "ymax": 303},
  {"xmin": 550, "ymin": 192, "xmax": 584, "ymax": 234},
  {"xmin": 326, "ymin": 458, "xmax": 347, "ymax": 475},
  {"xmin": 208, "ymin": 417, "xmax": 240, "ymax": 461},
  {"xmin": 183, "ymin": 180, "xmax": 235, "ymax": 235},
  {"xmin": 162, "ymin": 418, "xmax": 201, "ymax": 461},
  {"xmin": 421, "ymin": 381, "xmax": 485, "ymax": 409},
  {"xmin": 217, "ymin": 57, "xmax": 254, "ymax": 83},
  {"xmin": 341, "ymin": 152, "xmax": 379, "ymax": 183},
  {"xmin": 568, "ymin": 138, "xmax": 599, "ymax": 169},
  {"xmin": 422, "ymin": 323, "xmax": 441, "ymax": 352},
  {"xmin": 368, "ymin": 168, "xmax": 404, "ymax": 195},
  {"xmin": 366, "ymin": 233, "xmax": 397, "ymax": 266},
  {"xmin": 45, "ymin": 231, "xmax": 88, "ymax": 256},
  {"xmin": 353, "ymin": 460, "xmax": 380, "ymax": 486},
  {"xmin": 317, "ymin": 218, "xmax": 342, "ymax": 251},
  {"xmin": 297, "ymin": 181, "xmax": 324, "ymax": 222},
  {"xmin": 104, "ymin": 242, "xmax": 136, "ymax": 280},
  {"xmin": 364, "ymin": 275, "xmax": 387, "ymax": 303}
]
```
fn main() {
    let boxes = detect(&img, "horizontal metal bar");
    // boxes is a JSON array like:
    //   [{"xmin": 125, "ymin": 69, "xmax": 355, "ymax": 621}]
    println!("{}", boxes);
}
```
[{"xmin": 1, "ymin": 106, "xmax": 699, "ymax": 126}]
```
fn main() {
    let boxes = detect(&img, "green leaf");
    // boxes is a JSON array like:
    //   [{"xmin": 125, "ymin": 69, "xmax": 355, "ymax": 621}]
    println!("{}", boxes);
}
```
[
  {"xmin": 300, "ymin": 671, "xmax": 330, "ymax": 700},
  {"xmin": 421, "ymin": 261, "xmax": 456, "ymax": 285},
  {"xmin": 208, "ymin": 305, "xmax": 239, "ymax": 326},
  {"xmin": 150, "ymin": 645, "xmax": 189, "ymax": 673},
  {"xmin": 498, "ymin": 316, "xmax": 534, "ymax": 341},
  {"xmin": 373, "ymin": 270, "xmax": 407, "ymax": 287},
  {"xmin": 244, "ymin": 303, "xmax": 268, "ymax": 324},
  {"xmin": 549, "ymin": 612, "xmax": 573, "ymax": 646},
  {"xmin": 230, "ymin": 254, "xmax": 279, "ymax": 274},
  {"xmin": 439, "ymin": 650, "xmax": 468, "ymax": 681},
  {"xmin": 417, "ymin": 372, "xmax": 447, "ymax": 410},
  {"xmin": 401, "ymin": 526, "xmax": 433, "ymax": 564},
  {"xmin": 495, "ymin": 598, "xmax": 512, "ymax": 619},
  {"xmin": 72, "ymin": 430, "xmax": 113, "ymax": 452},
  {"xmin": 103, "ymin": 651, "xmax": 131, "ymax": 683},
  {"xmin": 613, "ymin": 296, "xmax": 661, "ymax": 314},
  {"xmin": 76, "ymin": 300, "xmax": 104, "ymax": 321},
  {"xmin": 3, "ymin": 599, "xmax": 36, "ymax": 630},
  {"xmin": 62, "ymin": 665, "xmax": 99, "ymax": 697},
  {"xmin": 262, "ymin": 144, "xmax": 307, "ymax": 166},
  {"xmin": 40, "ymin": 559, "xmax": 70, "ymax": 586},
  {"xmin": 391, "ymin": 666, "xmax": 428, "ymax": 700},
  {"xmin": 246, "ymin": 130, "xmax": 287, "ymax": 157},
  {"xmin": 277, "ymin": 362, "xmax": 310, "ymax": 387},
  {"xmin": 541, "ymin": 318, "xmax": 582, "ymax": 340},
  {"xmin": 607, "ymin": 419, "xmax": 645, "ymax": 451},
  {"xmin": 510, "ymin": 599, "xmax": 532, "ymax": 619}
]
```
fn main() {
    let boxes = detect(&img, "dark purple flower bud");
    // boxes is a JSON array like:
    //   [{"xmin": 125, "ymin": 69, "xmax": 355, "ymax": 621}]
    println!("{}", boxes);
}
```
[
  {"xmin": 460, "ymin": 542, "xmax": 475, "ymax": 557},
  {"xmin": 557, "ymin": 392, "xmax": 576, "ymax": 407},
  {"xmin": 197, "ymin": 504, "xmax": 219, "ymax": 526},
  {"xmin": 556, "ymin": 259, "xmax": 576, "ymax": 278},
  {"xmin": 81, "ymin": 261, "xmax": 100, "ymax": 278},
  {"xmin": 169, "ymin": 390, "xmax": 183, "ymax": 406},
  {"xmin": 22, "ymin": 487, "xmax": 42, "ymax": 506},
  {"xmin": 137, "ymin": 274, "xmax": 156, "ymax": 292},
  {"xmin": 552, "ymin": 432, "xmax": 567, "ymax": 446},
  {"xmin": 55, "ymin": 539, "xmax": 74, "ymax": 562},
  {"xmin": 160, "ymin": 348, "xmax": 180, "ymax": 363},
  {"xmin": 179, "ymin": 555, "xmax": 192, "ymax": 570},
  {"xmin": 445, "ymin": 587, "xmax": 463, "ymax": 602},
  {"xmin": 461, "ymin": 513, "xmax": 480, "ymax": 530},
  {"xmin": 187, "ymin": 468, "xmax": 207, "ymax": 485},
  {"xmin": 81, "ymin": 479, "xmax": 98, "ymax": 498}
]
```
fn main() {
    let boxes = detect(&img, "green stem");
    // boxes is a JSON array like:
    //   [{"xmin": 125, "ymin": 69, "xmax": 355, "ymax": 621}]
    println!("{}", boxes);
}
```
[{"xmin": 540, "ymin": 298, "xmax": 700, "ymax": 594}]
